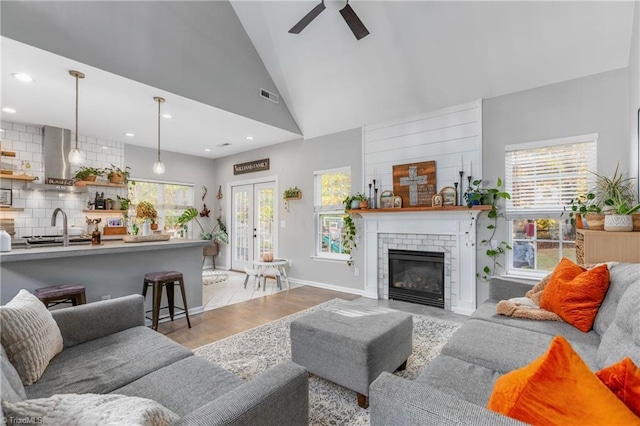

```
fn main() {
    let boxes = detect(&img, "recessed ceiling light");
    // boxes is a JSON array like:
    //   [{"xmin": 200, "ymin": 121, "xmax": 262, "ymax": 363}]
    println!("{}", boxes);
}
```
[
  {"xmin": 11, "ymin": 73, "xmax": 34, "ymax": 83},
  {"xmin": 246, "ymin": 136, "xmax": 254, "ymax": 140},
  {"xmin": 204, "ymin": 148, "xmax": 211, "ymax": 152},
  {"xmin": 125, "ymin": 132, "xmax": 135, "ymax": 137},
  {"xmin": 2, "ymin": 107, "xmax": 17, "ymax": 114},
  {"xmin": 102, "ymin": 146, "xmax": 109, "ymax": 150},
  {"xmin": 161, "ymin": 114, "xmax": 172, "ymax": 119},
  {"xmin": 0, "ymin": 129, "xmax": 4, "ymax": 133}
]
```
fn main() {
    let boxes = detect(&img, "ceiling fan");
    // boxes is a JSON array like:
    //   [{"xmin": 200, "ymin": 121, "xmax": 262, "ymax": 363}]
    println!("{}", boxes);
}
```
[{"xmin": 288, "ymin": 0, "xmax": 369, "ymax": 41}]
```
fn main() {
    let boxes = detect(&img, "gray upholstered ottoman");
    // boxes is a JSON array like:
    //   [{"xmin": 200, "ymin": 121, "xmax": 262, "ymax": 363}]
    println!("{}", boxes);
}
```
[{"xmin": 290, "ymin": 303, "xmax": 412, "ymax": 408}]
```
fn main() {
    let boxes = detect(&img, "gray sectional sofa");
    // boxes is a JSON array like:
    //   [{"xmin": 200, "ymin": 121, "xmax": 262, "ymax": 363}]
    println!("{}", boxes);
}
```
[
  {"xmin": 370, "ymin": 262, "xmax": 640, "ymax": 425},
  {"xmin": 1, "ymin": 294, "xmax": 309, "ymax": 425}
]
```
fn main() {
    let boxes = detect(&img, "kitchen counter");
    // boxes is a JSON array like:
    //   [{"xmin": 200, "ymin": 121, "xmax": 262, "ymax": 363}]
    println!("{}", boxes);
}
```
[
  {"xmin": 1, "ymin": 238, "xmax": 212, "ymax": 314},
  {"xmin": 0, "ymin": 238, "xmax": 209, "ymax": 262}
]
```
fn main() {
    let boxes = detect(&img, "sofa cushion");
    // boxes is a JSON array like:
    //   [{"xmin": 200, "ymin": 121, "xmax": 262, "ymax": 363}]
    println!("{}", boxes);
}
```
[
  {"xmin": 593, "ymin": 263, "xmax": 640, "ymax": 337},
  {"xmin": 25, "ymin": 326, "xmax": 192, "ymax": 399},
  {"xmin": 442, "ymin": 319, "xmax": 599, "ymax": 372},
  {"xmin": 472, "ymin": 301, "xmax": 601, "ymax": 347},
  {"xmin": 1, "ymin": 345, "xmax": 26, "ymax": 403},
  {"xmin": 487, "ymin": 336, "xmax": 639, "ymax": 425},
  {"xmin": 0, "ymin": 290, "xmax": 64, "ymax": 385},
  {"xmin": 596, "ymin": 357, "xmax": 640, "ymax": 417},
  {"xmin": 597, "ymin": 281, "xmax": 640, "ymax": 369},
  {"xmin": 2, "ymin": 393, "xmax": 178, "ymax": 425},
  {"xmin": 113, "ymin": 355, "xmax": 243, "ymax": 416},
  {"xmin": 540, "ymin": 261, "xmax": 610, "ymax": 332},
  {"xmin": 415, "ymin": 354, "xmax": 502, "ymax": 406}
]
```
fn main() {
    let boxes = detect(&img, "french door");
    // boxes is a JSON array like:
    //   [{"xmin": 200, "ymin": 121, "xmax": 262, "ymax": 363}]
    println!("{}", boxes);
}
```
[{"xmin": 231, "ymin": 181, "xmax": 276, "ymax": 271}]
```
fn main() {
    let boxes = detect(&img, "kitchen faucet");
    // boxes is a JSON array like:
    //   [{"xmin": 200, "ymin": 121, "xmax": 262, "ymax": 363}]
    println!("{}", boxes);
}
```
[{"xmin": 51, "ymin": 208, "xmax": 69, "ymax": 247}]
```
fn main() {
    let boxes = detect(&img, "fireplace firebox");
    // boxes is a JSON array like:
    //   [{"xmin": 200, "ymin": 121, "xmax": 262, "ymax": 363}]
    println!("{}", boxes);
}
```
[{"xmin": 388, "ymin": 249, "xmax": 444, "ymax": 308}]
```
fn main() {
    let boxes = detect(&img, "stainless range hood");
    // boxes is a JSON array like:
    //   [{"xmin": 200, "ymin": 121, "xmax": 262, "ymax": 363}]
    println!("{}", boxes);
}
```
[{"xmin": 23, "ymin": 125, "xmax": 87, "ymax": 193}]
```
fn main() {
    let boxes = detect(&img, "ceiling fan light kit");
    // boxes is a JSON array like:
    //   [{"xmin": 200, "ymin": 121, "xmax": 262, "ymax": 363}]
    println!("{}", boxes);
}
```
[{"xmin": 289, "ymin": 0, "xmax": 369, "ymax": 40}]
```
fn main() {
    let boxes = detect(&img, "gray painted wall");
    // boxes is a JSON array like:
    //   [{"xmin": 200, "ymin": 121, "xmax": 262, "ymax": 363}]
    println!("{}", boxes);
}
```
[
  {"xmin": 630, "ymin": 3, "xmax": 640, "ymax": 197},
  {"xmin": 124, "ymin": 144, "xmax": 218, "ymax": 241},
  {"xmin": 480, "ymin": 68, "xmax": 629, "ymax": 305},
  {"xmin": 1, "ymin": 1, "xmax": 300, "ymax": 135},
  {"xmin": 212, "ymin": 128, "xmax": 364, "ymax": 292}
]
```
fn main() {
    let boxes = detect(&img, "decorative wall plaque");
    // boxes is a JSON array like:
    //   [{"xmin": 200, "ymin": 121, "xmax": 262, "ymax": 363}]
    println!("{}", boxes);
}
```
[
  {"xmin": 392, "ymin": 161, "xmax": 437, "ymax": 207},
  {"xmin": 233, "ymin": 158, "xmax": 270, "ymax": 175}
]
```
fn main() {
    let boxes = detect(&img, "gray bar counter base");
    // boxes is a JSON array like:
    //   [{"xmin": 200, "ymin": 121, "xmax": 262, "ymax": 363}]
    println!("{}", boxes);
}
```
[{"xmin": 0, "ymin": 239, "xmax": 209, "ymax": 316}]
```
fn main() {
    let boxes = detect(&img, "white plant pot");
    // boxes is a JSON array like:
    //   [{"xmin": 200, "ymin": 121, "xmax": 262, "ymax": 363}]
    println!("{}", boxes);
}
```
[{"xmin": 604, "ymin": 214, "xmax": 633, "ymax": 232}]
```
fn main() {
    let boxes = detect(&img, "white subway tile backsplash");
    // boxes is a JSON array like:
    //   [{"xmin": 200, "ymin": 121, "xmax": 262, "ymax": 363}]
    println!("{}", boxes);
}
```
[
  {"xmin": 5, "ymin": 131, "xmax": 19, "ymax": 141},
  {"xmin": 27, "ymin": 126, "xmax": 41, "ymax": 135},
  {"xmin": 1, "ymin": 121, "xmax": 13, "ymax": 130},
  {"xmin": 19, "ymin": 132, "xmax": 33, "ymax": 143},
  {"xmin": 12, "ymin": 123, "xmax": 26, "ymax": 132}
]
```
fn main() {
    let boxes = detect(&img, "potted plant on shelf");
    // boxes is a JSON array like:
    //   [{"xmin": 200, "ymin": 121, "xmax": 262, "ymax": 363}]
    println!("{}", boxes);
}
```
[
  {"xmin": 563, "ymin": 193, "xmax": 601, "ymax": 229},
  {"xmin": 74, "ymin": 166, "xmax": 104, "ymax": 182},
  {"xmin": 104, "ymin": 164, "xmax": 131, "ymax": 184},
  {"xmin": 177, "ymin": 207, "xmax": 229, "ymax": 243},
  {"xmin": 342, "ymin": 195, "xmax": 361, "ymax": 266}
]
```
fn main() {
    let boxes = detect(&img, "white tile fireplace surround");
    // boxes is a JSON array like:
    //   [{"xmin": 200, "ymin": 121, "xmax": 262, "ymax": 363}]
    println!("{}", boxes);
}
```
[{"xmin": 359, "ymin": 209, "xmax": 485, "ymax": 316}]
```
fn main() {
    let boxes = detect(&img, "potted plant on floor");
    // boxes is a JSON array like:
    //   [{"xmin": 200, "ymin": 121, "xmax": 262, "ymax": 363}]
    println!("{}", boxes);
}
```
[{"xmin": 177, "ymin": 207, "xmax": 229, "ymax": 243}]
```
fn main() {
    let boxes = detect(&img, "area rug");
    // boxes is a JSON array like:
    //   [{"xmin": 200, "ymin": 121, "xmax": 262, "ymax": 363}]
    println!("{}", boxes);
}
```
[
  {"xmin": 202, "ymin": 270, "xmax": 230, "ymax": 285},
  {"xmin": 194, "ymin": 299, "xmax": 461, "ymax": 426}
]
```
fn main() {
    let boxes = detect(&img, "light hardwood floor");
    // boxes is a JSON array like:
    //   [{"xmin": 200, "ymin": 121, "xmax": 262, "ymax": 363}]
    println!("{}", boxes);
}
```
[{"xmin": 158, "ymin": 286, "xmax": 359, "ymax": 350}]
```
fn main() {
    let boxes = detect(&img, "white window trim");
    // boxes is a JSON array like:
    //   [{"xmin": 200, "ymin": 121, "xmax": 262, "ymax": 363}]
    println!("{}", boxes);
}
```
[{"xmin": 313, "ymin": 166, "xmax": 351, "ymax": 260}]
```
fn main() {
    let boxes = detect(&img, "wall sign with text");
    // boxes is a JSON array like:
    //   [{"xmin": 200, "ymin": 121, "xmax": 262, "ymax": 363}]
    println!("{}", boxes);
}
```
[{"xmin": 233, "ymin": 158, "xmax": 270, "ymax": 175}]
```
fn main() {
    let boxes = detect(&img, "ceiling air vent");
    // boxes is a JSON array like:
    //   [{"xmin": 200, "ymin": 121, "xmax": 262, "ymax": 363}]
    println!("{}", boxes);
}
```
[
  {"xmin": 259, "ymin": 88, "xmax": 279, "ymax": 104},
  {"xmin": 217, "ymin": 142, "xmax": 231, "ymax": 148}
]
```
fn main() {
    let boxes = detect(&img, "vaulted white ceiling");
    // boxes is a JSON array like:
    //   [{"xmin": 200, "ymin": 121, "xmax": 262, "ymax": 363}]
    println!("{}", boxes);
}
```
[{"xmin": 231, "ymin": 1, "xmax": 635, "ymax": 139}]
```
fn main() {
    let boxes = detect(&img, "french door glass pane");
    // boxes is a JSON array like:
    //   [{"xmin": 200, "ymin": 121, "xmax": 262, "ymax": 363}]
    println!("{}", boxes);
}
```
[
  {"xmin": 257, "ymin": 187, "xmax": 275, "ymax": 258},
  {"xmin": 234, "ymin": 191, "xmax": 250, "ymax": 262}
]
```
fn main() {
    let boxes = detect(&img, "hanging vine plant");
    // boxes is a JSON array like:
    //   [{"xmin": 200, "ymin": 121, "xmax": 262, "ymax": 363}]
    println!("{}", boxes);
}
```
[
  {"xmin": 342, "ymin": 195, "xmax": 360, "ymax": 266},
  {"xmin": 466, "ymin": 177, "xmax": 512, "ymax": 281}
]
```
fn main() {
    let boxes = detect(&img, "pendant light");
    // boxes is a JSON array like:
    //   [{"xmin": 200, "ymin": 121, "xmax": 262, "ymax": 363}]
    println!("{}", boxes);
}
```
[
  {"xmin": 152, "ymin": 96, "xmax": 166, "ymax": 174},
  {"xmin": 68, "ymin": 70, "xmax": 85, "ymax": 165}
]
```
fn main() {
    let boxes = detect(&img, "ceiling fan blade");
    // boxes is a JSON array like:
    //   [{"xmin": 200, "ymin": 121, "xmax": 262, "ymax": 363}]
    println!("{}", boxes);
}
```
[
  {"xmin": 289, "ymin": 2, "xmax": 326, "ymax": 34},
  {"xmin": 339, "ymin": 3, "xmax": 369, "ymax": 40}
]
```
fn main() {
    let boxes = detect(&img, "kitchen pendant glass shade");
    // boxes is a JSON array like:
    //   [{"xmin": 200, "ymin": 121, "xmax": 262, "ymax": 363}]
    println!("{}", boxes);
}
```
[
  {"xmin": 153, "ymin": 96, "xmax": 166, "ymax": 175},
  {"xmin": 68, "ymin": 147, "xmax": 85, "ymax": 165},
  {"xmin": 68, "ymin": 70, "xmax": 85, "ymax": 166},
  {"xmin": 152, "ymin": 160, "xmax": 165, "ymax": 175}
]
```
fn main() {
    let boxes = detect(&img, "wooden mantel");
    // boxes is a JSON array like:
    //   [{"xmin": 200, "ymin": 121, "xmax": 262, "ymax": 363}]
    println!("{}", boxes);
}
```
[{"xmin": 349, "ymin": 205, "xmax": 491, "ymax": 214}]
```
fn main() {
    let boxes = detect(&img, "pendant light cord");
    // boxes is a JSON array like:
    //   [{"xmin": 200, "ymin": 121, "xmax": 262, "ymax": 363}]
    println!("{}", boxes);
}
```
[{"xmin": 75, "ymin": 74, "xmax": 79, "ymax": 150}]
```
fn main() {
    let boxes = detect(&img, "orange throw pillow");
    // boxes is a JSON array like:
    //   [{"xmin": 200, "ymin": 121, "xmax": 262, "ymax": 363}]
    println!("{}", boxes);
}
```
[
  {"xmin": 540, "ymin": 258, "xmax": 610, "ymax": 332},
  {"xmin": 596, "ymin": 357, "xmax": 640, "ymax": 417},
  {"xmin": 488, "ymin": 336, "xmax": 640, "ymax": 425}
]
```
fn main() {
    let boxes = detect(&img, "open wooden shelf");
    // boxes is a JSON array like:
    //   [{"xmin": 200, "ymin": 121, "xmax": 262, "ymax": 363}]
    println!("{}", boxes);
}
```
[
  {"xmin": 1, "ymin": 150, "xmax": 16, "ymax": 157},
  {"xmin": 83, "ymin": 210, "xmax": 126, "ymax": 214},
  {"xmin": 349, "ymin": 205, "xmax": 491, "ymax": 214},
  {"xmin": 76, "ymin": 181, "xmax": 127, "ymax": 188},
  {"xmin": 0, "ymin": 174, "xmax": 36, "ymax": 181},
  {"xmin": 0, "ymin": 208, "xmax": 24, "ymax": 212}
]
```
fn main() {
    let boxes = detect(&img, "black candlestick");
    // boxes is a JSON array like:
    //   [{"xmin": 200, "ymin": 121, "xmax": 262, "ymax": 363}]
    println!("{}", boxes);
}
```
[{"xmin": 458, "ymin": 171, "xmax": 464, "ymax": 206}]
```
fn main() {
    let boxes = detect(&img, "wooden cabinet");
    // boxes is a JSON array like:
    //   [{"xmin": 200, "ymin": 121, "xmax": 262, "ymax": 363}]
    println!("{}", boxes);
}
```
[{"xmin": 576, "ymin": 229, "xmax": 640, "ymax": 265}]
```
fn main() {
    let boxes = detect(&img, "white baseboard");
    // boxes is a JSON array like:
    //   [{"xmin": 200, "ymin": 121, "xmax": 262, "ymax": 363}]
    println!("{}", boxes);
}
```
[
  {"xmin": 288, "ymin": 277, "xmax": 364, "ymax": 296},
  {"xmin": 452, "ymin": 306, "xmax": 474, "ymax": 316}
]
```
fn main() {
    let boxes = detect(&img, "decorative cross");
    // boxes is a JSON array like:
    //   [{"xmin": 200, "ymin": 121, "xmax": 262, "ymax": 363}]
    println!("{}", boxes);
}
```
[{"xmin": 399, "ymin": 166, "xmax": 428, "ymax": 206}]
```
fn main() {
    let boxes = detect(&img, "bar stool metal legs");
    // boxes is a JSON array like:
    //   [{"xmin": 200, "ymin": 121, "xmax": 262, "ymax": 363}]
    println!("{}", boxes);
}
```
[{"xmin": 142, "ymin": 271, "xmax": 191, "ymax": 330}]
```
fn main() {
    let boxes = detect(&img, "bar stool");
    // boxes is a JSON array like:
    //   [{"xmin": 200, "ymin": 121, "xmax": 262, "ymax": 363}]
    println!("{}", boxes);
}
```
[
  {"xmin": 34, "ymin": 284, "xmax": 86, "ymax": 309},
  {"xmin": 142, "ymin": 271, "xmax": 191, "ymax": 331}
]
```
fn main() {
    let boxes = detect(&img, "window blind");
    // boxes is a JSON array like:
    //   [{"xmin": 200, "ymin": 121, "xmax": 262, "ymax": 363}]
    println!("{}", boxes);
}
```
[{"xmin": 505, "ymin": 135, "xmax": 597, "ymax": 219}]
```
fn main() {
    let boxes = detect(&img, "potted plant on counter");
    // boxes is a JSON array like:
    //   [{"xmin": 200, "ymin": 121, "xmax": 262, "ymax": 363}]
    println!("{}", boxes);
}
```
[
  {"xmin": 136, "ymin": 201, "xmax": 157, "ymax": 236},
  {"xmin": 74, "ymin": 166, "xmax": 104, "ymax": 182}
]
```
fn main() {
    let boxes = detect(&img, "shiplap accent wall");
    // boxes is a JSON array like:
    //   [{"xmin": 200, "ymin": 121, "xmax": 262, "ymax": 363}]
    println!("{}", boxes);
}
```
[{"xmin": 363, "ymin": 100, "xmax": 482, "ymax": 199}]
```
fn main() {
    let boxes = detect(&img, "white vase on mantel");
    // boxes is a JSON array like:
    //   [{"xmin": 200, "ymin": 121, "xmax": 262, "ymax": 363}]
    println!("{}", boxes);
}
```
[
  {"xmin": 604, "ymin": 214, "xmax": 633, "ymax": 232},
  {"xmin": 142, "ymin": 219, "xmax": 151, "ymax": 236}
]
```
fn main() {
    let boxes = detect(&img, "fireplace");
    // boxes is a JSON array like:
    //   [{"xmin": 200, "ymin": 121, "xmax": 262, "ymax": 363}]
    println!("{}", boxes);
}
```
[{"xmin": 388, "ymin": 249, "xmax": 445, "ymax": 308}]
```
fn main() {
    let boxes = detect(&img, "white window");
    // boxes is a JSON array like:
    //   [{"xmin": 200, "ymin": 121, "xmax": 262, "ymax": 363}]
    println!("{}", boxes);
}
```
[
  {"xmin": 130, "ymin": 180, "xmax": 194, "ymax": 236},
  {"xmin": 505, "ymin": 134, "xmax": 597, "ymax": 276},
  {"xmin": 313, "ymin": 167, "xmax": 351, "ymax": 260}
]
